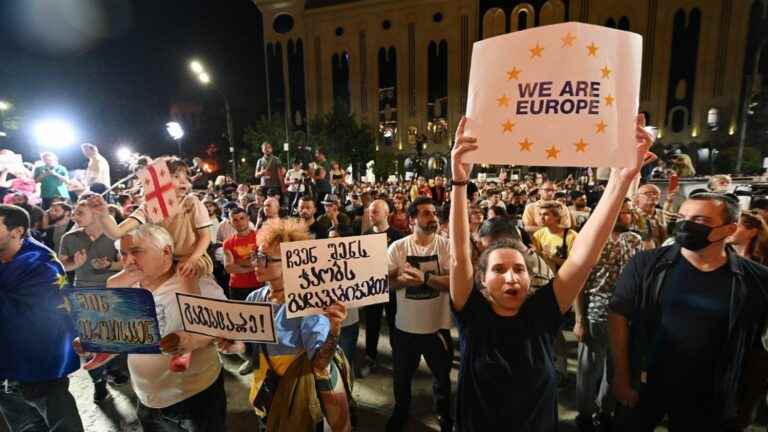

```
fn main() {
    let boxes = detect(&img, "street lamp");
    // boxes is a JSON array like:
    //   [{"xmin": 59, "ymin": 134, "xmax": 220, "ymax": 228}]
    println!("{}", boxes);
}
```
[
  {"xmin": 33, "ymin": 119, "xmax": 77, "ymax": 148},
  {"xmin": 187, "ymin": 59, "xmax": 237, "ymax": 180},
  {"xmin": 0, "ymin": 101, "xmax": 11, "ymax": 111},
  {"xmin": 166, "ymin": 121, "xmax": 184, "ymax": 155}
]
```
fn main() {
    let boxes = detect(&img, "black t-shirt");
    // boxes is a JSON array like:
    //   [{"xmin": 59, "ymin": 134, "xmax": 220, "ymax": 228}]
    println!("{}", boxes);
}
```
[
  {"xmin": 649, "ymin": 256, "xmax": 732, "ymax": 396},
  {"xmin": 453, "ymin": 282, "xmax": 563, "ymax": 431}
]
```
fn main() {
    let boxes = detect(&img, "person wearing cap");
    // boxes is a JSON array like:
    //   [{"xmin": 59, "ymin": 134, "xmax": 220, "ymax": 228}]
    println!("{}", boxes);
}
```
[
  {"xmin": 631, "ymin": 183, "xmax": 667, "ymax": 249},
  {"xmin": 609, "ymin": 192, "xmax": 768, "ymax": 430},
  {"xmin": 316, "ymin": 193, "xmax": 352, "ymax": 238}
]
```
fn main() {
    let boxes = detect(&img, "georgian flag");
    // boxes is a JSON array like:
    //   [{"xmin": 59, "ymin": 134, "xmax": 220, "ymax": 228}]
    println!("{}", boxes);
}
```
[{"xmin": 138, "ymin": 160, "xmax": 181, "ymax": 223}]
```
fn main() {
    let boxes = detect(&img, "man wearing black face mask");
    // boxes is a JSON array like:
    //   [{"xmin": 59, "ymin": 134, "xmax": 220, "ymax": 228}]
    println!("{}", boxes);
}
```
[{"xmin": 608, "ymin": 193, "xmax": 768, "ymax": 431}]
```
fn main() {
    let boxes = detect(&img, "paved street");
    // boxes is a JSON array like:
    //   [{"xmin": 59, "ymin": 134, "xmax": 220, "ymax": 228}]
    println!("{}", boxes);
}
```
[{"xmin": 3, "ymin": 325, "xmax": 768, "ymax": 431}]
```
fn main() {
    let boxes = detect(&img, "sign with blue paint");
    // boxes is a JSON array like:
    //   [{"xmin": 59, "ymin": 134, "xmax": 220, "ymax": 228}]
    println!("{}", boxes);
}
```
[{"xmin": 63, "ymin": 288, "xmax": 161, "ymax": 353}]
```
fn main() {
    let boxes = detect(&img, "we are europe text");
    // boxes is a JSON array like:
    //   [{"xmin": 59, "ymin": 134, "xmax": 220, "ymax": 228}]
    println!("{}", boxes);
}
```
[{"xmin": 515, "ymin": 80, "xmax": 602, "ymax": 115}]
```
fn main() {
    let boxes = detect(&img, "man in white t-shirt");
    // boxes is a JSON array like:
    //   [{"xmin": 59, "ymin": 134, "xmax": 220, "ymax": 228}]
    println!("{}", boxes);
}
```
[
  {"xmin": 103, "ymin": 224, "xmax": 227, "ymax": 430},
  {"xmin": 386, "ymin": 196, "xmax": 452, "ymax": 432},
  {"xmin": 81, "ymin": 143, "xmax": 111, "ymax": 187},
  {"xmin": 284, "ymin": 159, "xmax": 305, "ymax": 211}
]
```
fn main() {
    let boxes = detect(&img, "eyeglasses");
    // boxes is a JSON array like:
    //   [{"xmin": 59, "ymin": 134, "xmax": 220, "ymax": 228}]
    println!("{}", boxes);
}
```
[{"xmin": 253, "ymin": 252, "xmax": 282, "ymax": 267}]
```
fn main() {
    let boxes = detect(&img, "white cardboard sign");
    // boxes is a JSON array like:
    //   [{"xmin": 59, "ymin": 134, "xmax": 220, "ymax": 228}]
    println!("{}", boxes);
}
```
[
  {"xmin": 280, "ymin": 234, "xmax": 389, "ymax": 318},
  {"xmin": 176, "ymin": 293, "xmax": 277, "ymax": 343},
  {"xmin": 465, "ymin": 22, "xmax": 643, "ymax": 168}
]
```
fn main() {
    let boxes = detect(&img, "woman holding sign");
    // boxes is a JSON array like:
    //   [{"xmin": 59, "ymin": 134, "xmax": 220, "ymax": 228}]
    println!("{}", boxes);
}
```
[
  {"xmin": 448, "ymin": 115, "xmax": 652, "ymax": 431},
  {"xmin": 217, "ymin": 218, "xmax": 353, "ymax": 432}
]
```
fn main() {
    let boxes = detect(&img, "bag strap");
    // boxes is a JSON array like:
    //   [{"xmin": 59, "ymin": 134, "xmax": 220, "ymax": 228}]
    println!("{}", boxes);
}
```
[{"xmin": 260, "ymin": 344, "xmax": 276, "ymax": 371}]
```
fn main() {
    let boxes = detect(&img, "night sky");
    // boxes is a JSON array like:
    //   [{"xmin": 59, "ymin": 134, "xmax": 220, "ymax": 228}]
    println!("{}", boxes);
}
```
[{"xmin": 0, "ymin": 0, "xmax": 266, "ymax": 170}]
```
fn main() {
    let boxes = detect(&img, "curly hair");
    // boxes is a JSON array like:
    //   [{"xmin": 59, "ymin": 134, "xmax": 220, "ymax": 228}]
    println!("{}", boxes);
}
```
[{"xmin": 256, "ymin": 218, "xmax": 310, "ymax": 249}]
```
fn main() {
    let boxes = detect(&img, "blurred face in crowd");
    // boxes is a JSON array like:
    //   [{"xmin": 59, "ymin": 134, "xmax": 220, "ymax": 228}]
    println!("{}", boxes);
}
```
[
  {"xmin": 490, "ymin": 194, "xmax": 500, "ymax": 206},
  {"xmin": 616, "ymin": 202, "xmax": 633, "ymax": 230},
  {"xmin": 677, "ymin": 199, "xmax": 736, "ymax": 248},
  {"xmin": 254, "ymin": 243, "xmax": 283, "ymax": 286},
  {"xmin": 81, "ymin": 145, "xmax": 96, "ymax": 158},
  {"xmin": 726, "ymin": 215, "xmax": 758, "ymax": 246},
  {"xmin": 324, "ymin": 202, "xmax": 339, "ymax": 218},
  {"xmin": 573, "ymin": 194, "xmax": 588, "ymax": 209},
  {"xmin": 263, "ymin": 197, "xmax": 280, "ymax": 219},
  {"xmin": 393, "ymin": 194, "xmax": 407, "ymax": 211},
  {"xmin": 298, "ymin": 199, "xmax": 316, "ymax": 221},
  {"xmin": 72, "ymin": 203, "xmax": 95, "ymax": 228},
  {"xmin": 204, "ymin": 202, "xmax": 218, "ymax": 217},
  {"xmin": 231, "ymin": 211, "xmax": 251, "ymax": 234},
  {"xmin": 41, "ymin": 153, "xmax": 56, "ymax": 167},
  {"xmin": 412, "ymin": 203, "xmax": 438, "ymax": 235},
  {"xmin": 635, "ymin": 184, "xmax": 661, "ymax": 213},
  {"xmin": 262, "ymin": 143, "xmax": 273, "ymax": 155},
  {"xmin": 10, "ymin": 193, "xmax": 27, "ymax": 206},
  {"xmin": 368, "ymin": 200, "xmax": 389, "ymax": 227},
  {"xmin": 469, "ymin": 209, "xmax": 484, "ymax": 227},
  {"xmin": 481, "ymin": 248, "xmax": 531, "ymax": 315},
  {"xmin": 48, "ymin": 204, "xmax": 70, "ymax": 224},
  {"xmin": 539, "ymin": 208, "xmax": 561, "ymax": 230},
  {"xmin": 539, "ymin": 182, "xmax": 556, "ymax": 201}
]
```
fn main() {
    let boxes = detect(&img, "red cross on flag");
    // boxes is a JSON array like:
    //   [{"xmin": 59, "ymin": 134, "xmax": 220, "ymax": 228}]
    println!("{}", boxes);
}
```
[{"xmin": 138, "ymin": 160, "xmax": 181, "ymax": 223}]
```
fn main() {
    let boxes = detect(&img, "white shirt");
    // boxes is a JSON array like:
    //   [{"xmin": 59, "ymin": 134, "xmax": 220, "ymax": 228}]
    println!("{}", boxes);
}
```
[
  {"xmin": 387, "ymin": 234, "xmax": 452, "ymax": 334},
  {"xmin": 87, "ymin": 153, "xmax": 111, "ymax": 187},
  {"xmin": 128, "ymin": 275, "xmax": 226, "ymax": 409},
  {"xmin": 285, "ymin": 168, "xmax": 305, "ymax": 192}
]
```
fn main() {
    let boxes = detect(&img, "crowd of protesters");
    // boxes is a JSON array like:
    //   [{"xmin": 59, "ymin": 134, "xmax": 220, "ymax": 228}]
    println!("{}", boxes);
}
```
[{"xmin": 2, "ymin": 115, "xmax": 768, "ymax": 432}]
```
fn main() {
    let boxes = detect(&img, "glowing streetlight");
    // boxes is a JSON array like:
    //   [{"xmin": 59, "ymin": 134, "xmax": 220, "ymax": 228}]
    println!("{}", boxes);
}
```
[
  {"xmin": 33, "ymin": 119, "xmax": 77, "ymax": 148},
  {"xmin": 166, "ymin": 122, "xmax": 184, "ymax": 140},
  {"xmin": 189, "ymin": 60, "xmax": 205, "ymax": 75},
  {"xmin": 0, "ymin": 101, "xmax": 10, "ymax": 111},
  {"xmin": 116, "ymin": 147, "xmax": 133, "ymax": 163},
  {"xmin": 198, "ymin": 72, "xmax": 211, "ymax": 85}
]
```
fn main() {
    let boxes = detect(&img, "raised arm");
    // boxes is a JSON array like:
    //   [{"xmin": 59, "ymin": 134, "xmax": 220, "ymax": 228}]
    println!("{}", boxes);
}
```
[
  {"xmin": 86, "ymin": 195, "xmax": 139, "ymax": 239},
  {"xmin": 552, "ymin": 115, "xmax": 653, "ymax": 313},
  {"xmin": 449, "ymin": 117, "xmax": 479, "ymax": 311}
]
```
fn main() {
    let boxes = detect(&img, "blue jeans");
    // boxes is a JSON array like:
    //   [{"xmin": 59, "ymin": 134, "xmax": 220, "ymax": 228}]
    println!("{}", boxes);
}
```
[
  {"xmin": 338, "ymin": 323, "xmax": 359, "ymax": 368},
  {"xmin": 0, "ymin": 378, "xmax": 83, "ymax": 432}
]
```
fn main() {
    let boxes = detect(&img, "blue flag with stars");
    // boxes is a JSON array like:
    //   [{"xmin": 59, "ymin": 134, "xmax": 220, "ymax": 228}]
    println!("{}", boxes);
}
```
[{"xmin": 0, "ymin": 237, "xmax": 79, "ymax": 382}]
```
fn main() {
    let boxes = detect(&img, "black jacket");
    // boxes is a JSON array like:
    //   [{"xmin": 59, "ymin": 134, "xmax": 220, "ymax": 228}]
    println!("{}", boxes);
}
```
[{"xmin": 610, "ymin": 244, "xmax": 768, "ymax": 422}]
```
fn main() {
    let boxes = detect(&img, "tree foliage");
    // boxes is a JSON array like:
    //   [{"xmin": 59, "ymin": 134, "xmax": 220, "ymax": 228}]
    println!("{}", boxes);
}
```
[{"xmin": 308, "ymin": 103, "xmax": 376, "ymax": 176}]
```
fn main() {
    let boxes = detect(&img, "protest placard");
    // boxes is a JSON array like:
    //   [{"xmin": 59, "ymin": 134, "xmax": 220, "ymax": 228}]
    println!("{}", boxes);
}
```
[
  {"xmin": 0, "ymin": 152, "xmax": 24, "ymax": 173},
  {"xmin": 465, "ymin": 22, "xmax": 643, "ymax": 168},
  {"xmin": 176, "ymin": 293, "xmax": 277, "ymax": 343},
  {"xmin": 137, "ymin": 159, "xmax": 182, "ymax": 223},
  {"xmin": 280, "ymin": 234, "xmax": 389, "ymax": 318},
  {"xmin": 63, "ymin": 288, "xmax": 161, "ymax": 353}
]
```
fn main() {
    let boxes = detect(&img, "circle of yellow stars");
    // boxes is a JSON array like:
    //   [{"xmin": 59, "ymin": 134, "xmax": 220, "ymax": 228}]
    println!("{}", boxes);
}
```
[{"xmin": 495, "ymin": 30, "xmax": 616, "ymax": 161}]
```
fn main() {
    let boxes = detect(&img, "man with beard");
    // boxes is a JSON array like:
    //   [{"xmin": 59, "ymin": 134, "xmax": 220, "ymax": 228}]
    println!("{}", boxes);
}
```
[
  {"xmin": 316, "ymin": 194, "xmax": 352, "ymax": 237},
  {"xmin": 360, "ymin": 199, "xmax": 403, "ymax": 377},
  {"xmin": 573, "ymin": 199, "xmax": 642, "ymax": 431},
  {"xmin": 41, "ymin": 201, "xmax": 74, "ymax": 252},
  {"xmin": 254, "ymin": 142, "xmax": 283, "ymax": 197},
  {"xmin": 297, "ymin": 194, "xmax": 325, "ymax": 239},
  {"xmin": 386, "ymin": 196, "xmax": 453, "ymax": 432},
  {"xmin": 569, "ymin": 191, "xmax": 592, "ymax": 232}
]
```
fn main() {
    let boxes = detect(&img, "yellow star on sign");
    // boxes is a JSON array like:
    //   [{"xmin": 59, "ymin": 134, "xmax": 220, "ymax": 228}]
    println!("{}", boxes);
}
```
[
  {"xmin": 529, "ymin": 43, "xmax": 544, "ymax": 59},
  {"xmin": 518, "ymin": 138, "xmax": 533, "ymax": 152},
  {"xmin": 595, "ymin": 120, "xmax": 608, "ymax": 134},
  {"xmin": 55, "ymin": 273, "xmax": 69, "ymax": 290},
  {"xmin": 574, "ymin": 138, "xmax": 588, "ymax": 153},
  {"xmin": 497, "ymin": 94, "xmax": 510, "ymax": 107},
  {"xmin": 601, "ymin": 65, "xmax": 612, "ymax": 79},
  {"xmin": 506, "ymin": 67, "xmax": 521, "ymax": 81},
  {"xmin": 604, "ymin": 94, "xmax": 615, "ymax": 107},
  {"xmin": 501, "ymin": 120, "xmax": 515, "ymax": 133},
  {"xmin": 587, "ymin": 42, "xmax": 599, "ymax": 57},
  {"xmin": 545, "ymin": 145, "xmax": 560, "ymax": 159},
  {"xmin": 561, "ymin": 32, "xmax": 576, "ymax": 47}
]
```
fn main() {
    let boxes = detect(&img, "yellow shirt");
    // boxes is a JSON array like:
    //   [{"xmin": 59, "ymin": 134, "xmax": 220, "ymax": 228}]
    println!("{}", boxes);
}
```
[{"xmin": 532, "ymin": 227, "xmax": 577, "ymax": 270}]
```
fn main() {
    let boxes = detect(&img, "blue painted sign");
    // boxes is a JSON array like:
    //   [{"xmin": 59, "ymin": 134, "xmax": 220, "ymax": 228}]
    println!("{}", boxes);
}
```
[{"xmin": 63, "ymin": 288, "xmax": 161, "ymax": 353}]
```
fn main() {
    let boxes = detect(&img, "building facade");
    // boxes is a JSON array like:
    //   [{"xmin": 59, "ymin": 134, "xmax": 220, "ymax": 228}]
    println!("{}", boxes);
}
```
[{"xmin": 253, "ymin": 0, "xmax": 766, "ymax": 171}]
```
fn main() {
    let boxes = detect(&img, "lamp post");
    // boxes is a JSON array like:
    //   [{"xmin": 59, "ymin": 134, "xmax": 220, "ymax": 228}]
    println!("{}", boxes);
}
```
[
  {"xmin": 166, "ymin": 121, "xmax": 184, "ymax": 155},
  {"xmin": 707, "ymin": 107, "xmax": 719, "ymax": 175},
  {"xmin": 188, "ymin": 59, "xmax": 237, "ymax": 180}
]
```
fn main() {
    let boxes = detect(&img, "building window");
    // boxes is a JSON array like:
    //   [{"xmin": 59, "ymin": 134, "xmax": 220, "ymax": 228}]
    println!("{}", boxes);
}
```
[
  {"xmin": 510, "ymin": 4, "xmax": 535, "ymax": 32},
  {"xmin": 332, "ymin": 51, "xmax": 351, "ymax": 113},
  {"xmin": 482, "ymin": 8, "xmax": 505, "ymax": 39},
  {"xmin": 605, "ymin": 18, "xmax": 616, "ymax": 28},
  {"xmin": 378, "ymin": 46, "xmax": 397, "ymax": 147},
  {"xmin": 382, "ymin": 20, "xmax": 391, "ymax": 30},
  {"xmin": 335, "ymin": 27, "xmax": 344, "ymax": 37},
  {"xmin": 433, "ymin": 12, "xmax": 443, "ymax": 23},
  {"xmin": 618, "ymin": 16, "xmax": 630, "ymax": 30}
]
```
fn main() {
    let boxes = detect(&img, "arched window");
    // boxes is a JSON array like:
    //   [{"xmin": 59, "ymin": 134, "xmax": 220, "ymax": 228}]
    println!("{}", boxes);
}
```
[
  {"xmin": 427, "ymin": 40, "xmax": 448, "ymax": 123},
  {"xmin": 618, "ymin": 16, "xmax": 630, "ymax": 30},
  {"xmin": 482, "ymin": 8, "xmax": 505, "ymax": 38},
  {"xmin": 540, "ymin": 0, "xmax": 565, "ymax": 25},
  {"xmin": 511, "ymin": 4, "xmax": 535, "ymax": 31},
  {"xmin": 605, "ymin": 18, "xmax": 616, "ymax": 28},
  {"xmin": 332, "ymin": 51, "xmax": 351, "ymax": 113},
  {"xmin": 378, "ymin": 46, "xmax": 397, "ymax": 146},
  {"xmin": 267, "ymin": 42, "xmax": 286, "ymax": 117},
  {"xmin": 287, "ymin": 39, "xmax": 306, "ymax": 129}
]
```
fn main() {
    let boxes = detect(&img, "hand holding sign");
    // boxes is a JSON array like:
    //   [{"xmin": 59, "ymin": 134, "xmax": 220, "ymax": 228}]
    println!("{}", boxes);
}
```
[
  {"xmin": 324, "ymin": 302, "xmax": 347, "ymax": 336},
  {"xmin": 451, "ymin": 117, "xmax": 478, "ymax": 183},
  {"xmin": 465, "ymin": 22, "xmax": 643, "ymax": 168}
]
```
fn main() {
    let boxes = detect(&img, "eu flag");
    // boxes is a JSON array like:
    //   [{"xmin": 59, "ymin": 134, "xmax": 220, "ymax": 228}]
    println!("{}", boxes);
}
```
[{"xmin": 0, "ymin": 237, "xmax": 79, "ymax": 382}]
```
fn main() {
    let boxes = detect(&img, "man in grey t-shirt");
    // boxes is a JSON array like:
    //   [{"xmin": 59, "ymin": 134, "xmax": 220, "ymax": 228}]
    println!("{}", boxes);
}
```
[{"xmin": 254, "ymin": 142, "xmax": 283, "ymax": 194}]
